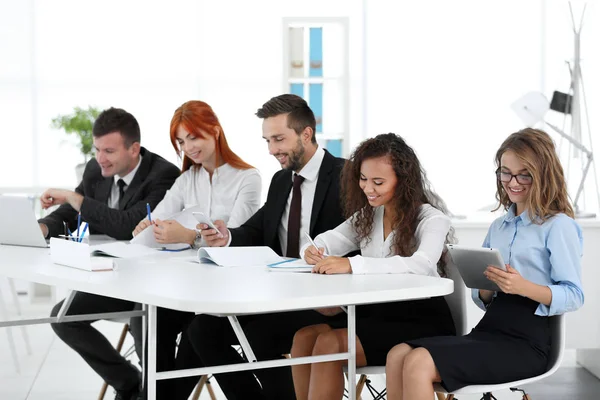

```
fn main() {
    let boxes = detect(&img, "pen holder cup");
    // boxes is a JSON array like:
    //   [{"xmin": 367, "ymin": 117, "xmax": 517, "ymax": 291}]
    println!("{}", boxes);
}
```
[{"xmin": 49, "ymin": 237, "xmax": 94, "ymax": 271}]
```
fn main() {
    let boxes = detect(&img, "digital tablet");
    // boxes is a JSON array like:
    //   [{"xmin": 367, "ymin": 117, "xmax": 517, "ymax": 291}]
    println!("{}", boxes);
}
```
[{"xmin": 446, "ymin": 244, "xmax": 507, "ymax": 291}]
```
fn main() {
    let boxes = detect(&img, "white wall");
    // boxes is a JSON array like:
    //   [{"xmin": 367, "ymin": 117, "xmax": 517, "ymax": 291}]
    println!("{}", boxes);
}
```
[{"xmin": 0, "ymin": 0, "xmax": 598, "ymax": 214}]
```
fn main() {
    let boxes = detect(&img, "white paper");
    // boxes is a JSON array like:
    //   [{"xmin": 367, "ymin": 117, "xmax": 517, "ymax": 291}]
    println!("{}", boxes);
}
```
[
  {"xmin": 130, "ymin": 205, "xmax": 201, "ymax": 250},
  {"xmin": 197, "ymin": 246, "xmax": 283, "ymax": 267}
]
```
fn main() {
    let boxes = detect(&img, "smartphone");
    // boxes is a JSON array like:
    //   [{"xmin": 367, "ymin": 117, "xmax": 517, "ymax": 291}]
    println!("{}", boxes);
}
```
[{"xmin": 192, "ymin": 212, "xmax": 219, "ymax": 231}]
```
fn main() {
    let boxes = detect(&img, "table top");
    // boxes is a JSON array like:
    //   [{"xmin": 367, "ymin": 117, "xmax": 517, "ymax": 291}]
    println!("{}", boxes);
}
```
[{"xmin": 0, "ymin": 243, "xmax": 453, "ymax": 314}]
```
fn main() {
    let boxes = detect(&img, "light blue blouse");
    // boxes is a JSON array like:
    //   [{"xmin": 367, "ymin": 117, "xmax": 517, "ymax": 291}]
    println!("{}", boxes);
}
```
[{"xmin": 471, "ymin": 205, "xmax": 584, "ymax": 316}]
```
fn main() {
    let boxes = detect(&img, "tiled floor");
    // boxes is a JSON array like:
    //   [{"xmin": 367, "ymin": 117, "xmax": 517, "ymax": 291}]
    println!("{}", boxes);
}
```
[{"xmin": 1, "ymin": 299, "xmax": 599, "ymax": 400}]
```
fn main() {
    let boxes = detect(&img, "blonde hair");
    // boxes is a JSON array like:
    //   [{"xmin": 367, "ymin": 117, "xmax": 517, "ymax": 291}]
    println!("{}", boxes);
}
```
[{"xmin": 493, "ymin": 128, "xmax": 574, "ymax": 221}]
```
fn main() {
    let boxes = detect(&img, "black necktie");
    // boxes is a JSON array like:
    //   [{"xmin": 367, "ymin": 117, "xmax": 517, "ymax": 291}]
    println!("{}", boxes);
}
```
[
  {"xmin": 117, "ymin": 179, "xmax": 126, "ymax": 205},
  {"xmin": 286, "ymin": 173, "xmax": 305, "ymax": 258}
]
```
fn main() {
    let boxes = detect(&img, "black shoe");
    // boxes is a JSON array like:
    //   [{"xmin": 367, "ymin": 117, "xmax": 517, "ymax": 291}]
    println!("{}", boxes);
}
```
[{"xmin": 114, "ymin": 385, "xmax": 140, "ymax": 400}]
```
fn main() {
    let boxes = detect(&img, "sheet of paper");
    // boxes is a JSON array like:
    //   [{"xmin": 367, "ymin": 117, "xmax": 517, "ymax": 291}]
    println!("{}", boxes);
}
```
[
  {"xmin": 130, "ymin": 205, "xmax": 202, "ymax": 250},
  {"xmin": 197, "ymin": 246, "xmax": 283, "ymax": 267}
]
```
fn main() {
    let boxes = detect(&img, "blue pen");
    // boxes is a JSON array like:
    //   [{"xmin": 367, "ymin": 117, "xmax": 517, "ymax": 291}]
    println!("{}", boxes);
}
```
[
  {"xmin": 78, "ymin": 222, "xmax": 88, "ymax": 243},
  {"xmin": 76, "ymin": 212, "xmax": 82, "ymax": 239},
  {"xmin": 67, "ymin": 228, "xmax": 76, "ymax": 242},
  {"xmin": 267, "ymin": 258, "xmax": 298, "ymax": 267},
  {"xmin": 146, "ymin": 203, "xmax": 152, "ymax": 223}
]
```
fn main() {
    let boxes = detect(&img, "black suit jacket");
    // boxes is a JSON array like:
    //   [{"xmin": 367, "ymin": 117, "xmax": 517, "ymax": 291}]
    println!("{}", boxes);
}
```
[
  {"xmin": 39, "ymin": 147, "xmax": 180, "ymax": 240},
  {"xmin": 230, "ymin": 149, "xmax": 346, "ymax": 255}
]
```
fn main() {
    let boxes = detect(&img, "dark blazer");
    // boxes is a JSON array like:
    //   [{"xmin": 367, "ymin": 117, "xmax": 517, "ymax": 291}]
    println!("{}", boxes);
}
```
[
  {"xmin": 39, "ymin": 147, "xmax": 180, "ymax": 240},
  {"xmin": 230, "ymin": 149, "xmax": 346, "ymax": 255}
]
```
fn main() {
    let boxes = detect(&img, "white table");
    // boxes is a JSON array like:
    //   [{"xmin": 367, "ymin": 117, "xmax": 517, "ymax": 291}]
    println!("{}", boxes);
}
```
[{"xmin": 0, "ymin": 243, "xmax": 453, "ymax": 400}]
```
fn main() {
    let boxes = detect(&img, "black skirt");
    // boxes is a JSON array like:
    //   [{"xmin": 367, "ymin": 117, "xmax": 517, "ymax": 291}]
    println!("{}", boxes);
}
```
[
  {"xmin": 406, "ymin": 292, "xmax": 551, "ymax": 392},
  {"xmin": 328, "ymin": 296, "xmax": 455, "ymax": 366}
]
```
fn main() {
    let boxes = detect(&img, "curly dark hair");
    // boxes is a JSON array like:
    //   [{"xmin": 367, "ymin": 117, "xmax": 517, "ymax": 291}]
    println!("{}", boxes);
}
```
[{"xmin": 340, "ymin": 133, "xmax": 455, "ymax": 276}]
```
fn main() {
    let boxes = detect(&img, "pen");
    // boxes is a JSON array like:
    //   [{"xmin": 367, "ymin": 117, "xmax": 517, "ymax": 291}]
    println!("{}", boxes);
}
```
[
  {"xmin": 78, "ymin": 222, "xmax": 88, "ymax": 243},
  {"xmin": 76, "ymin": 212, "xmax": 82, "ymax": 239},
  {"xmin": 67, "ymin": 228, "xmax": 75, "ymax": 241},
  {"xmin": 267, "ymin": 259, "xmax": 298, "ymax": 267},
  {"xmin": 146, "ymin": 203, "xmax": 152, "ymax": 223},
  {"xmin": 63, "ymin": 221, "xmax": 69, "ymax": 241},
  {"xmin": 304, "ymin": 231, "xmax": 327, "ymax": 257}
]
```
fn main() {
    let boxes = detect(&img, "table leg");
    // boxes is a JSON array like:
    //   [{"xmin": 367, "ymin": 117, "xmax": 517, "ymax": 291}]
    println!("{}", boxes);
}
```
[
  {"xmin": 347, "ymin": 305, "xmax": 356, "ymax": 400},
  {"xmin": 228, "ymin": 316, "xmax": 257, "ymax": 362},
  {"xmin": 142, "ymin": 303, "xmax": 147, "ymax": 390},
  {"xmin": 148, "ymin": 305, "xmax": 157, "ymax": 400}
]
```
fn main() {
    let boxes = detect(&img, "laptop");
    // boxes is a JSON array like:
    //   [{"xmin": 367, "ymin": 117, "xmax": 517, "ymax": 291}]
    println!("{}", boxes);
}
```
[{"xmin": 0, "ymin": 195, "xmax": 50, "ymax": 248}]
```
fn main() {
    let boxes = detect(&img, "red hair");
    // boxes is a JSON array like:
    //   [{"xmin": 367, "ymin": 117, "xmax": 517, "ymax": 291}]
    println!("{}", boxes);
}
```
[{"xmin": 169, "ymin": 100, "xmax": 254, "ymax": 172}]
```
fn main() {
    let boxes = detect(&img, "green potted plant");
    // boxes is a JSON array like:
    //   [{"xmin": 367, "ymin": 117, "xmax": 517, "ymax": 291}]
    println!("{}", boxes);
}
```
[{"xmin": 51, "ymin": 106, "xmax": 101, "ymax": 181}]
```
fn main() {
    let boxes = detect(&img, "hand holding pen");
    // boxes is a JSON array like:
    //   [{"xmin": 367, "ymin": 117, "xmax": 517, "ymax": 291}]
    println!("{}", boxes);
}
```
[{"xmin": 303, "ymin": 232, "xmax": 327, "ymax": 265}]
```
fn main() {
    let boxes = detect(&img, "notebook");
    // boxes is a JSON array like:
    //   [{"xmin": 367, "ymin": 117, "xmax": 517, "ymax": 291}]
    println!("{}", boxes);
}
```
[
  {"xmin": 0, "ymin": 195, "xmax": 49, "ymax": 248},
  {"xmin": 196, "ymin": 246, "xmax": 284, "ymax": 267}
]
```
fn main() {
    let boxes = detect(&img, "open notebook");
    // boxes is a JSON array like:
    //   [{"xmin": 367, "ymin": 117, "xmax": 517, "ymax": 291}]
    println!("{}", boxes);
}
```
[{"xmin": 196, "ymin": 246, "xmax": 311, "ymax": 271}]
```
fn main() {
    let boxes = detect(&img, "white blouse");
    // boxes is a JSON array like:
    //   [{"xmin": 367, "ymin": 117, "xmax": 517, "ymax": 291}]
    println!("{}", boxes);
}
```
[
  {"xmin": 301, "ymin": 204, "xmax": 451, "ymax": 276},
  {"xmin": 151, "ymin": 163, "xmax": 262, "ymax": 229}
]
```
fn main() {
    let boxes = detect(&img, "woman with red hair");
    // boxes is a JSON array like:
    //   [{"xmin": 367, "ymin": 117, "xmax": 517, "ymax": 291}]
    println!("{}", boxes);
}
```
[
  {"xmin": 133, "ymin": 100, "xmax": 261, "ymax": 245},
  {"xmin": 131, "ymin": 100, "xmax": 261, "ymax": 399}
]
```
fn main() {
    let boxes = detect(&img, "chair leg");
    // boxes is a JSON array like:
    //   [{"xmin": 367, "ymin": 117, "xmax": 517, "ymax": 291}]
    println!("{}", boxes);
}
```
[
  {"xmin": 356, "ymin": 374, "xmax": 368, "ymax": 399},
  {"xmin": 206, "ymin": 378, "xmax": 218, "ymax": 400},
  {"xmin": 98, "ymin": 324, "xmax": 130, "ymax": 400},
  {"xmin": 191, "ymin": 375, "xmax": 208, "ymax": 400}
]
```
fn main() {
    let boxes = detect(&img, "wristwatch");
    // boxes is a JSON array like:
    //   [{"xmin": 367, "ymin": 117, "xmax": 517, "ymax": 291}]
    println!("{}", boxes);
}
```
[{"xmin": 193, "ymin": 228, "xmax": 203, "ymax": 248}]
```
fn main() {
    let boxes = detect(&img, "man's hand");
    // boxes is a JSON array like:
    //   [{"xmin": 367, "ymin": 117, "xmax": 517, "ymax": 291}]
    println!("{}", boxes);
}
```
[
  {"xmin": 153, "ymin": 219, "xmax": 195, "ymax": 245},
  {"xmin": 312, "ymin": 256, "xmax": 352, "ymax": 274},
  {"xmin": 485, "ymin": 264, "xmax": 528, "ymax": 295},
  {"xmin": 198, "ymin": 220, "xmax": 229, "ymax": 247},
  {"xmin": 304, "ymin": 245, "xmax": 326, "ymax": 265},
  {"xmin": 133, "ymin": 219, "xmax": 153, "ymax": 237},
  {"xmin": 40, "ymin": 188, "xmax": 84, "ymax": 211}
]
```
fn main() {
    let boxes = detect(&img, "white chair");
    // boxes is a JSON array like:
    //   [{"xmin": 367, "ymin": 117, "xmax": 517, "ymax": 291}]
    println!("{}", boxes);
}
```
[
  {"xmin": 345, "ymin": 256, "xmax": 468, "ymax": 399},
  {"xmin": 434, "ymin": 313, "xmax": 565, "ymax": 400}
]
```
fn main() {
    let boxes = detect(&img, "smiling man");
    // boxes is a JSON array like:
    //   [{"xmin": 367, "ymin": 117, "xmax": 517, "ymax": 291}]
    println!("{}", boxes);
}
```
[
  {"xmin": 39, "ymin": 107, "xmax": 179, "ymax": 400},
  {"xmin": 38, "ymin": 107, "xmax": 179, "ymax": 240},
  {"xmin": 184, "ymin": 94, "xmax": 348, "ymax": 400}
]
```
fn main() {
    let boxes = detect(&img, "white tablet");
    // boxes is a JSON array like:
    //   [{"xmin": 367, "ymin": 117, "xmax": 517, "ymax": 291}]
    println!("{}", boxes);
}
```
[{"xmin": 446, "ymin": 244, "xmax": 506, "ymax": 291}]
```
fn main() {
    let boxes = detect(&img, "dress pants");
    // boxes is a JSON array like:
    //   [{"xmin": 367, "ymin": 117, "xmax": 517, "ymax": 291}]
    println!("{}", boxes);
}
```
[
  {"xmin": 129, "ymin": 306, "xmax": 203, "ymax": 400},
  {"xmin": 187, "ymin": 310, "xmax": 335, "ymax": 400},
  {"xmin": 50, "ymin": 292, "xmax": 140, "ymax": 392}
]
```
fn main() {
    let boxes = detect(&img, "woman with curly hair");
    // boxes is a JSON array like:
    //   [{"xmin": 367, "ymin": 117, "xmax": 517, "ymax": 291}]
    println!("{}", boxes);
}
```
[
  {"xmin": 290, "ymin": 133, "xmax": 456, "ymax": 399},
  {"xmin": 386, "ymin": 128, "xmax": 584, "ymax": 400}
]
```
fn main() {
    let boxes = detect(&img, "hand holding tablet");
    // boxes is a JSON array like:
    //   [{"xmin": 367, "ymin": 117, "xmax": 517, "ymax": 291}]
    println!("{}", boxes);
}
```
[{"xmin": 446, "ymin": 244, "xmax": 507, "ymax": 291}]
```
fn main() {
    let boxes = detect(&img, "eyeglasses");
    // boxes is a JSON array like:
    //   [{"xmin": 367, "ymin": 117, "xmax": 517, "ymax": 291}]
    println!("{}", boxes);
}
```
[{"xmin": 496, "ymin": 170, "xmax": 533, "ymax": 185}]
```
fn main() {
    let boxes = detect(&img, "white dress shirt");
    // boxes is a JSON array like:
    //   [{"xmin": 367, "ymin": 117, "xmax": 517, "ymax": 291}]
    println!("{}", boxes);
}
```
[
  {"xmin": 278, "ymin": 146, "xmax": 325, "ymax": 256},
  {"xmin": 108, "ymin": 155, "xmax": 142, "ymax": 209},
  {"xmin": 151, "ymin": 163, "xmax": 262, "ymax": 229},
  {"xmin": 301, "ymin": 204, "xmax": 451, "ymax": 276}
]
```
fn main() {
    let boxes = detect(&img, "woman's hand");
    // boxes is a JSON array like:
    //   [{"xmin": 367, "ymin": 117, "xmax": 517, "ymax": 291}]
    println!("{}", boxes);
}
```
[
  {"xmin": 153, "ymin": 219, "xmax": 194, "ymax": 244},
  {"xmin": 485, "ymin": 264, "xmax": 528, "ymax": 295},
  {"xmin": 312, "ymin": 256, "xmax": 352, "ymax": 274},
  {"xmin": 133, "ymin": 219, "xmax": 153, "ymax": 237},
  {"xmin": 198, "ymin": 220, "xmax": 228, "ymax": 247},
  {"xmin": 304, "ymin": 245, "xmax": 326, "ymax": 265},
  {"xmin": 315, "ymin": 307, "xmax": 343, "ymax": 316}
]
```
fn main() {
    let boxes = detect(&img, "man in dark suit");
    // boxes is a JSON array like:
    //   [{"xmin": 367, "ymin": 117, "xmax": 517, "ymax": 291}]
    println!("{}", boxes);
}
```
[
  {"xmin": 186, "ymin": 94, "xmax": 347, "ymax": 400},
  {"xmin": 40, "ymin": 107, "xmax": 180, "ymax": 400}
]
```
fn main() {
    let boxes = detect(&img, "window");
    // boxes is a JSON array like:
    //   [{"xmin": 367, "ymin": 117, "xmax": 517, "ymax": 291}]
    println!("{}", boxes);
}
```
[{"xmin": 283, "ymin": 18, "xmax": 349, "ymax": 157}]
